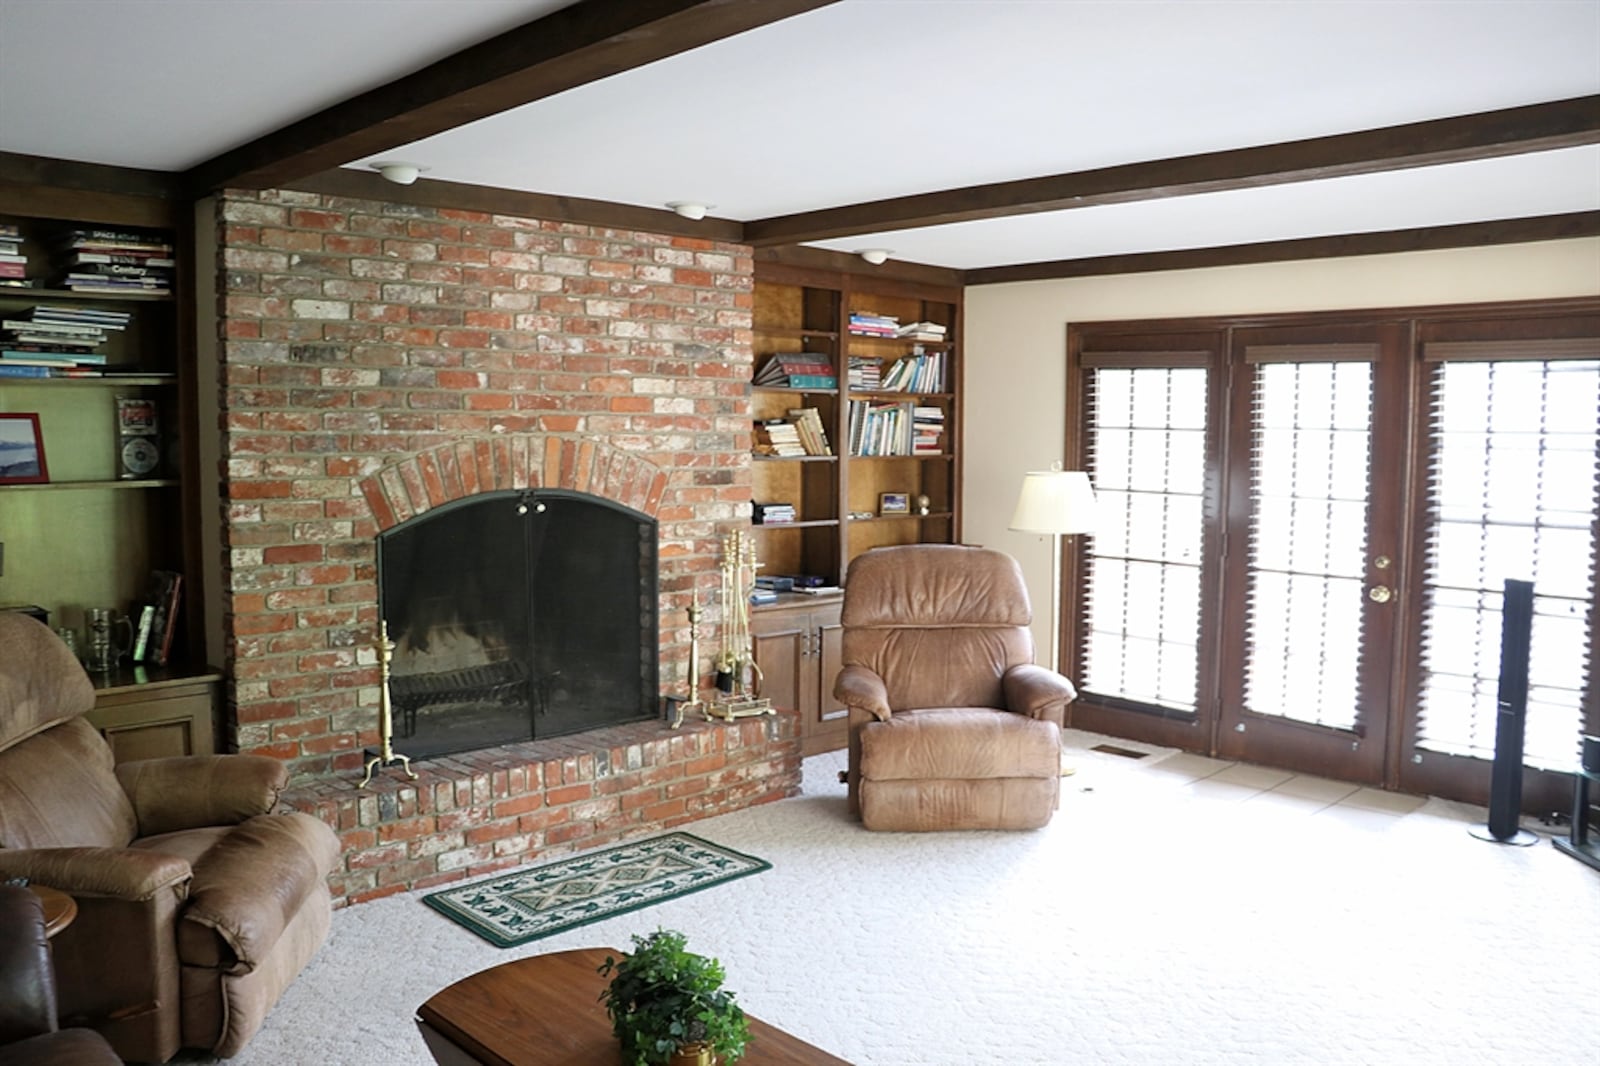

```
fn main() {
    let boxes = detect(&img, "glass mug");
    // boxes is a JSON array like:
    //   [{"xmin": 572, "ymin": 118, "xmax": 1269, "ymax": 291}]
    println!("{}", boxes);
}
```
[{"xmin": 84, "ymin": 607, "xmax": 133, "ymax": 673}]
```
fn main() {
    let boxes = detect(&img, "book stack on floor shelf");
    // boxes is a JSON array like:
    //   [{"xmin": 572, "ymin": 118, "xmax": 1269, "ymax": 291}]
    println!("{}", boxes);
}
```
[
  {"xmin": 754, "ymin": 419, "xmax": 806, "ymax": 457},
  {"xmin": 0, "ymin": 305, "xmax": 132, "ymax": 376},
  {"xmin": 0, "ymin": 224, "xmax": 28, "ymax": 288},
  {"xmin": 55, "ymin": 227, "xmax": 175, "ymax": 296},
  {"xmin": 848, "ymin": 311, "xmax": 899, "ymax": 338}
]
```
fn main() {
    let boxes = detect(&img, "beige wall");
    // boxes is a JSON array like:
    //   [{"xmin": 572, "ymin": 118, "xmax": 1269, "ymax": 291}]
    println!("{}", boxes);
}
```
[{"xmin": 963, "ymin": 236, "xmax": 1600, "ymax": 660}]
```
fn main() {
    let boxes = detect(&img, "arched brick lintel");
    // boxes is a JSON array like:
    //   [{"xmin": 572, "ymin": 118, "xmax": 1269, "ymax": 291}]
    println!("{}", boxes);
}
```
[{"xmin": 356, "ymin": 435, "xmax": 669, "ymax": 533}]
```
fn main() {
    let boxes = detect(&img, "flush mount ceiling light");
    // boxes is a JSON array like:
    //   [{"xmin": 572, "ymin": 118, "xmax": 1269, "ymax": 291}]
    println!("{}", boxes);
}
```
[
  {"xmin": 666, "ymin": 201, "xmax": 713, "ymax": 220},
  {"xmin": 370, "ymin": 161, "xmax": 425, "ymax": 186},
  {"xmin": 857, "ymin": 249, "xmax": 893, "ymax": 265}
]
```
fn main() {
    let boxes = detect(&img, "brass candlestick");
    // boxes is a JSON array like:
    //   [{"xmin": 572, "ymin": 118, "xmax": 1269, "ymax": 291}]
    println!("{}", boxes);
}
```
[
  {"xmin": 672, "ymin": 599, "xmax": 706, "ymax": 729},
  {"xmin": 359, "ymin": 620, "xmax": 417, "ymax": 788}
]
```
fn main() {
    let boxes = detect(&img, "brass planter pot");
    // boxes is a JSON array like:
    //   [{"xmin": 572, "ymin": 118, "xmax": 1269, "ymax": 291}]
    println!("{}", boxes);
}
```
[{"xmin": 668, "ymin": 1042, "xmax": 713, "ymax": 1066}]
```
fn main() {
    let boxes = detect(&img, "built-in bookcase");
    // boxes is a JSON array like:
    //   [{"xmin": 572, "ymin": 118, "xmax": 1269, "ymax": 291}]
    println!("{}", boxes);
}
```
[
  {"xmin": 0, "ymin": 195, "xmax": 206, "ymax": 694},
  {"xmin": 749, "ymin": 264, "xmax": 962, "ymax": 588}
]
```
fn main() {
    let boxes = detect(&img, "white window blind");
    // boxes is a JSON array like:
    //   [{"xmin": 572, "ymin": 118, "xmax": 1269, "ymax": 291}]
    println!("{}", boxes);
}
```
[
  {"xmin": 1244, "ymin": 360, "xmax": 1373, "ymax": 732},
  {"xmin": 1417, "ymin": 358, "xmax": 1599, "ymax": 769},
  {"xmin": 1082, "ymin": 366, "xmax": 1207, "ymax": 712}
]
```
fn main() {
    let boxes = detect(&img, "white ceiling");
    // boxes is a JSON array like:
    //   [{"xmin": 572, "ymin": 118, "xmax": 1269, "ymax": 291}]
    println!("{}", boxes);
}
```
[{"xmin": 1, "ymin": 0, "xmax": 1596, "ymax": 271}]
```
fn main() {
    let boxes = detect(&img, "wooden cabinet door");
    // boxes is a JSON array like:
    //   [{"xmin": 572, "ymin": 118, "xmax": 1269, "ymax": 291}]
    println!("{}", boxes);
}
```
[
  {"xmin": 806, "ymin": 612, "xmax": 848, "ymax": 754},
  {"xmin": 752, "ymin": 611, "xmax": 810, "ymax": 720}
]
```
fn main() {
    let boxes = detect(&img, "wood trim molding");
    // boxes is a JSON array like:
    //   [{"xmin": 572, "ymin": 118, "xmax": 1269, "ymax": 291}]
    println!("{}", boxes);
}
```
[
  {"xmin": 745, "ymin": 96, "xmax": 1600, "ymax": 248},
  {"xmin": 0, "ymin": 151, "xmax": 182, "ymax": 207},
  {"xmin": 962, "ymin": 212, "xmax": 1600, "ymax": 286},
  {"xmin": 185, "ymin": 0, "xmax": 844, "ymax": 194}
]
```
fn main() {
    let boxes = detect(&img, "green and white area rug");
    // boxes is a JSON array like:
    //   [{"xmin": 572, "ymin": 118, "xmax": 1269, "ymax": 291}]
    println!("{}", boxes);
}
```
[{"xmin": 422, "ymin": 832, "xmax": 771, "ymax": 948}]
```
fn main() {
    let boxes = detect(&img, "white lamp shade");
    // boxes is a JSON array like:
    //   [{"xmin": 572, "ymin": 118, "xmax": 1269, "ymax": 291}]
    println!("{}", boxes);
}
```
[{"xmin": 1009, "ymin": 469, "xmax": 1098, "ymax": 535}]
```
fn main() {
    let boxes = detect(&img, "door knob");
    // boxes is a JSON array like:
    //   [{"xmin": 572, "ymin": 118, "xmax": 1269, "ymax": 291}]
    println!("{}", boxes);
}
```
[{"xmin": 1368, "ymin": 585, "xmax": 1393, "ymax": 604}]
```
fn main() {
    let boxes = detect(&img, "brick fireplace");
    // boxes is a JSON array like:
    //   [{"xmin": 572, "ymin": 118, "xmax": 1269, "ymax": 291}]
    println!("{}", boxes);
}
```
[{"xmin": 210, "ymin": 189, "xmax": 800, "ymax": 904}]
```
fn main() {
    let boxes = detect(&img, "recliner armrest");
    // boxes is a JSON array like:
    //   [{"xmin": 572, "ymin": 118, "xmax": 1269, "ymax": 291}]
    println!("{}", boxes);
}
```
[
  {"xmin": 116, "ymin": 755, "xmax": 288, "ymax": 837},
  {"xmin": 834, "ymin": 665, "xmax": 892, "ymax": 722},
  {"xmin": 0, "ymin": 847, "xmax": 191, "ymax": 901},
  {"xmin": 1003, "ymin": 664, "xmax": 1078, "ymax": 728}
]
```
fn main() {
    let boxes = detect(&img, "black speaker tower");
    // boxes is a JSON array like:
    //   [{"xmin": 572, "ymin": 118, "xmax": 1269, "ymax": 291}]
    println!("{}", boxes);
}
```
[{"xmin": 1469, "ymin": 578, "xmax": 1538, "ymax": 846}]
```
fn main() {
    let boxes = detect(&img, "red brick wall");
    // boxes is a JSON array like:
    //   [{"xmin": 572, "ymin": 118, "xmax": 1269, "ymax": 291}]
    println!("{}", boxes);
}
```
[
  {"xmin": 289, "ymin": 714, "xmax": 797, "ymax": 905},
  {"xmin": 215, "ymin": 188, "xmax": 754, "ymax": 772},
  {"xmin": 213, "ymin": 189, "xmax": 799, "ymax": 902}
]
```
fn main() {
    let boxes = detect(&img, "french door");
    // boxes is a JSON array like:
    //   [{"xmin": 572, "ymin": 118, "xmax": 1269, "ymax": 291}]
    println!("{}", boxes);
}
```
[
  {"xmin": 1213, "ymin": 325, "xmax": 1409, "ymax": 779},
  {"xmin": 1067, "ymin": 303, "xmax": 1599, "ymax": 807}
]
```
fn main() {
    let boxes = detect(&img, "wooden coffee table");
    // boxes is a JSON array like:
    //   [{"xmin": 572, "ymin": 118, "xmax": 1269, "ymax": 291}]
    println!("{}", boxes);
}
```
[{"xmin": 416, "ymin": 946, "xmax": 851, "ymax": 1065}]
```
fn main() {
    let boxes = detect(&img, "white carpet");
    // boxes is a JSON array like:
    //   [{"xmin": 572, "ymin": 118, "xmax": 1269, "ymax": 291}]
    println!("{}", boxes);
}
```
[{"xmin": 218, "ymin": 732, "xmax": 1599, "ymax": 1065}]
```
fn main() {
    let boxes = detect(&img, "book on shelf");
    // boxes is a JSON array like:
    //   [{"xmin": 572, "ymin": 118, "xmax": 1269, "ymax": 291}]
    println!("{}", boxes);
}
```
[
  {"xmin": 752, "ymin": 501, "xmax": 797, "ymax": 525},
  {"xmin": 139, "ymin": 570, "xmax": 183, "ymax": 666},
  {"xmin": 753, "ymin": 418, "xmax": 806, "ymax": 458},
  {"xmin": 847, "ymin": 357, "xmax": 882, "ymax": 391},
  {"xmin": 0, "ymin": 364, "xmax": 114, "ymax": 378},
  {"xmin": 848, "ymin": 311, "xmax": 899, "ymax": 337},
  {"xmin": 2, "ymin": 351, "xmax": 109, "ymax": 366},
  {"xmin": 779, "ymin": 373, "xmax": 837, "ymax": 390},
  {"xmin": 895, "ymin": 320, "xmax": 948, "ymax": 341},
  {"xmin": 70, "ymin": 252, "xmax": 177, "ymax": 268},
  {"xmin": 754, "ymin": 351, "xmax": 834, "ymax": 387},
  {"xmin": 786, "ymin": 407, "xmax": 833, "ymax": 456}
]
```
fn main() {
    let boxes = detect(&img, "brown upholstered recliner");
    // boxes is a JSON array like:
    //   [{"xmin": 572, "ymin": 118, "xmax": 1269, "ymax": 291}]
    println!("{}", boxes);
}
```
[
  {"xmin": 0, "ymin": 614, "xmax": 340, "ymax": 1062},
  {"xmin": 834, "ymin": 544, "xmax": 1078, "ymax": 831},
  {"xmin": 0, "ymin": 883, "xmax": 121, "ymax": 1066}
]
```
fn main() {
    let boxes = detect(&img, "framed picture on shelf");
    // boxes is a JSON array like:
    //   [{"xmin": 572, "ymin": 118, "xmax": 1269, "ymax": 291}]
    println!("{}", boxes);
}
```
[
  {"xmin": 0, "ymin": 413, "xmax": 47, "ymax": 484},
  {"xmin": 879, "ymin": 492, "xmax": 909, "ymax": 515}
]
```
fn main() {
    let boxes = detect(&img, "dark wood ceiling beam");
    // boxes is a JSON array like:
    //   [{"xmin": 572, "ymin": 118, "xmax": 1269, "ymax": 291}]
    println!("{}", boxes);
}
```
[
  {"xmin": 745, "ymin": 96, "xmax": 1600, "ymax": 246},
  {"xmin": 961, "ymin": 211, "xmax": 1600, "ymax": 286},
  {"xmin": 185, "ymin": 0, "xmax": 843, "ymax": 195}
]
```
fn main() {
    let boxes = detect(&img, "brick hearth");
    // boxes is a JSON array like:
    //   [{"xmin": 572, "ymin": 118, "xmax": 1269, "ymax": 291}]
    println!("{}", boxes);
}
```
[{"xmin": 212, "ymin": 189, "xmax": 799, "ymax": 904}]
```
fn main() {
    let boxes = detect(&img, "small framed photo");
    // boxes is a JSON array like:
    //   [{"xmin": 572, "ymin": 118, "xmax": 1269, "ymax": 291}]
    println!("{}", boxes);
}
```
[
  {"xmin": 879, "ymin": 491, "xmax": 909, "ymax": 515},
  {"xmin": 0, "ymin": 413, "xmax": 47, "ymax": 484}
]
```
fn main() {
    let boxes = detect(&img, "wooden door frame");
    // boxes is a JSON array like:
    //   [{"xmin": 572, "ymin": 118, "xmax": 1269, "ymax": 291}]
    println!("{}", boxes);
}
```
[{"xmin": 1065, "ymin": 296, "xmax": 1600, "ymax": 811}]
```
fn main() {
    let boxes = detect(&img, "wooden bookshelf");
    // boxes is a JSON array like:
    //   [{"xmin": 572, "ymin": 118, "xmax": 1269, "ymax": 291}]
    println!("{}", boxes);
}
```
[
  {"xmin": 0, "ymin": 195, "xmax": 212, "ymax": 719},
  {"xmin": 749, "ymin": 264, "xmax": 962, "ymax": 753}
]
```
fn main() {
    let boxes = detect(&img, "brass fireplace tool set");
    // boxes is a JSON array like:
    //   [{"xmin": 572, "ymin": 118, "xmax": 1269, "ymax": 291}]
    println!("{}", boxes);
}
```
[{"xmin": 671, "ymin": 530, "xmax": 772, "ymax": 727}]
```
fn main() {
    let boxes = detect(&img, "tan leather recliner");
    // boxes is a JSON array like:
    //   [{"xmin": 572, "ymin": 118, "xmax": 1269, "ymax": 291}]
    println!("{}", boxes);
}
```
[
  {"xmin": 0, "ymin": 614, "xmax": 340, "ymax": 1062},
  {"xmin": 834, "ymin": 544, "xmax": 1078, "ymax": 831}
]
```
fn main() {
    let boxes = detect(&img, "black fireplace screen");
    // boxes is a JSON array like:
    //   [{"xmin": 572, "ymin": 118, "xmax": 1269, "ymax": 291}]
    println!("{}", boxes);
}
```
[{"xmin": 377, "ymin": 490, "xmax": 659, "ymax": 758}]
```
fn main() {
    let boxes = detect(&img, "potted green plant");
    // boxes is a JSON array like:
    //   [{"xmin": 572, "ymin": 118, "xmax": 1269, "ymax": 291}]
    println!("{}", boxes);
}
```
[{"xmin": 598, "ymin": 928, "xmax": 751, "ymax": 1066}]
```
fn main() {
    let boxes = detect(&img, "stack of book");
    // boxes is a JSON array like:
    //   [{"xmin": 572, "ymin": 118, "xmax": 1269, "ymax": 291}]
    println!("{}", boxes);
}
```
[
  {"xmin": 848, "ymin": 311, "xmax": 899, "ymax": 337},
  {"xmin": 754, "ymin": 418, "xmax": 807, "ymax": 457},
  {"xmin": 0, "ymin": 224, "xmax": 28, "ymax": 288},
  {"xmin": 912, "ymin": 406, "xmax": 946, "ymax": 455},
  {"xmin": 752, "ymin": 501, "xmax": 796, "ymax": 526},
  {"xmin": 55, "ymin": 227, "xmax": 175, "ymax": 295},
  {"xmin": 848, "ymin": 399, "xmax": 919, "ymax": 456},
  {"xmin": 896, "ymin": 320, "xmax": 948, "ymax": 342},
  {"xmin": 847, "ymin": 357, "xmax": 882, "ymax": 391},
  {"xmin": 786, "ymin": 407, "xmax": 833, "ymax": 456},
  {"xmin": 1, "ymin": 305, "xmax": 131, "ymax": 374},
  {"xmin": 879, "ymin": 349, "xmax": 947, "ymax": 392},
  {"xmin": 754, "ymin": 352, "xmax": 836, "ymax": 389}
]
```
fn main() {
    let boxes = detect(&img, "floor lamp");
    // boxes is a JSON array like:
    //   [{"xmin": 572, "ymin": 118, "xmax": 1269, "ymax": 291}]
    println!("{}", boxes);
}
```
[{"xmin": 1008, "ymin": 465, "xmax": 1098, "ymax": 675}]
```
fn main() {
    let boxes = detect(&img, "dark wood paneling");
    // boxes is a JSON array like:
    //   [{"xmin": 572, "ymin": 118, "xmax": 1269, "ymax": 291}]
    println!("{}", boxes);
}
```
[
  {"xmin": 747, "ymin": 96, "xmax": 1600, "ymax": 247},
  {"xmin": 186, "ymin": 0, "xmax": 845, "ymax": 193}
]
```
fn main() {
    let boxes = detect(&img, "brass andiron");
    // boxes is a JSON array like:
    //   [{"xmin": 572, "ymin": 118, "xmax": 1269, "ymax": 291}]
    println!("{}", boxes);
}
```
[
  {"xmin": 707, "ymin": 530, "xmax": 773, "ymax": 721},
  {"xmin": 359, "ymin": 619, "xmax": 417, "ymax": 788},
  {"xmin": 671, "ymin": 599, "xmax": 706, "ymax": 728}
]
